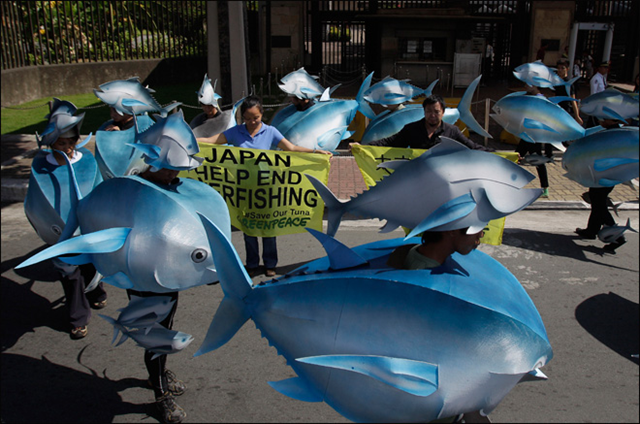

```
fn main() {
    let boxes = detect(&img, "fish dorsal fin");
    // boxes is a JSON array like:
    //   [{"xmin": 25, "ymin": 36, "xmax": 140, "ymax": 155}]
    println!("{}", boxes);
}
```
[
  {"xmin": 406, "ymin": 193, "xmax": 477, "ymax": 239},
  {"xmin": 306, "ymin": 228, "xmax": 367, "ymax": 270},
  {"xmin": 15, "ymin": 227, "xmax": 132, "ymax": 270},
  {"xmin": 297, "ymin": 355, "xmax": 439, "ymax": 397},
  {"xmin": 421, "ymin": 137, "xmax": 470, "ymax": 158},
  {"xmin": 424, "ymin": 79, "xmax": 439, "ymax": 96},
  {"xmin": 268, "ymin": 377, "xmax": 323, "ymax": 402}
]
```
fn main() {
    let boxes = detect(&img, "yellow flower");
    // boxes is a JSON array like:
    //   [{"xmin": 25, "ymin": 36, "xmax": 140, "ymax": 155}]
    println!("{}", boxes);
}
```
[
  {"xmin": 39, "ymin": 26, "xmax": 45, "ymax": 35},
  {"xmin": 50, "ymin": 1, "xmax": 56, "ymax": 8}
]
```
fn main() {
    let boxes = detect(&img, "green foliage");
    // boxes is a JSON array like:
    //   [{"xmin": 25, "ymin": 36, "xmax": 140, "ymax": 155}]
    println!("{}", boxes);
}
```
[{"xmin": 4, "ymin": 1, "xmax": 206, "ymax": 68}]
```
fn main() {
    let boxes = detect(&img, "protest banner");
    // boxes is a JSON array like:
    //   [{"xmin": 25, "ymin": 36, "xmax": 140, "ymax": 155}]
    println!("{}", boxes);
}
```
[
  {"xmin": 181, "ymin": 144, "xmax": 330, "ymax": 237},
  {"xmin": 351, "ymin": 144, "xmax": 520, "ymax": 245}
]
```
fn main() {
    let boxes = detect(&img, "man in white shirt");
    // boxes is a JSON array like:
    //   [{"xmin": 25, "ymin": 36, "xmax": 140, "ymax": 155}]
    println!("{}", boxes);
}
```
[{"xmin": 590, "ymin": 61, "xmax": 609, "ymax": 95}]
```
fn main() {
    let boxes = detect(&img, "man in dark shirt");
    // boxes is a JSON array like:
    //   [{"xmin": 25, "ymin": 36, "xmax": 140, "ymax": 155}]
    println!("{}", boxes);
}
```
[{"xmin": 355, "ymin": 95, "xmax": 493, "ymax": 151}]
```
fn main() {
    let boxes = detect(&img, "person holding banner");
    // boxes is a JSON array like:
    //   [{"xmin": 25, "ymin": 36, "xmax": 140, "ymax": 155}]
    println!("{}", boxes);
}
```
[
  {"xmin": 351, "ymin": 94, "xmax": 493, "ymax": 151},
  {"xmin": 198, "ymin": 95, "xmax": 331, "ymax": 277}
]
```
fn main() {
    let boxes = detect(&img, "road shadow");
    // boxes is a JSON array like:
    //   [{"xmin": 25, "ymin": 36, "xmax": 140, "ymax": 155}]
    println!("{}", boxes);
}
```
[
  {"xmin": 1, "ymin": 350, "xmax": 150, "ymax": 422},
  {"xmin": 502, "ymin": 229, "xmax": 636, "ymax": 271},
  {"xmin": 2, "ymin": 246, "xmax": 80, "ymax": 350},
  {"xmin": 575, "ymin": 292, "xmax": 639, "ymax": 364}
]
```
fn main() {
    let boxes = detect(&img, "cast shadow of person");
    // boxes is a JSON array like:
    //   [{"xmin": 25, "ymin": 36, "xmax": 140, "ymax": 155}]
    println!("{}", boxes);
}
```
[
  {"xmin": 2, "ymin": 247, "xmax": 75, "ymax": 349},
  {"xmin": 1, "ymin": 350, "xmax": 150, "ymax": 422},
  {"xmin": 501, "ymin": 229, "xmax": 636, "ymax": 271},
  {"xmin": 575, "ymin": 292, "xmax": 639, "ymax": 364}
]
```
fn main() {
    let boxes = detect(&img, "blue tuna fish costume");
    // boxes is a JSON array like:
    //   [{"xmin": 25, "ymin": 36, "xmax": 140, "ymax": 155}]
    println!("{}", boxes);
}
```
[
  {"xmin": 17, "ymin": 111, "xmax": 232, "ymax": 293},
  {"xmin": 25, "ymin": 98, "xmax": 102, "ymax": 246},
  {"xmin": 270, "ymin": 72, "xmax": 374, "ymax": 152},
  {"xmin": 194, "ymin": 215, "xmax": 553, "ymax": 423},
  {"xmin": 93, "ymin": 77, "xmax": 180, "ymax": 179}
]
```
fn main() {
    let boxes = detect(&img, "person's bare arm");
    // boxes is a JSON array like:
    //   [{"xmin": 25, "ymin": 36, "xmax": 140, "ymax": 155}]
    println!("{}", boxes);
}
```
[
  {"xmin": 278, "ymin": 138, "xmax": 332, "ymax": 156},
  {"xmin": 197, "ymin": 133, "xmax": 227, "ymax": 145}
]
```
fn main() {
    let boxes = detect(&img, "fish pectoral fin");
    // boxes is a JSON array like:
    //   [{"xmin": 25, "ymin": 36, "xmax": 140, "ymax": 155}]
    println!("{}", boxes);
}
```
[
  {"xmin": 383, "ymin": 93, "xmax": 408, "ymax": 100},
  {"xmin": 532, "ymin": 76, "xmax": 552, "ymax": 85},
  {"xmin": 317, "ymin": 126, "xmax": 348, "ymax": 149},
  {"xmin": 102, "ymin": 272, "xmax": 135, "ymax": 290},
  {"xmin": 306, "ymin": 228, "xmax": 368, "ymax": 270},
  {"xmin": 121, "ymin": 98, "xmax": 150, "ymax": 108},
  {"xmin": 297, "ymin": 355, "xmax": 439, "ymax": 397},
  {"xmin": 405, "ymin": 193, "xmax": 477, "ymax": 239},
  {"xmin": 601, "ymin": 106, "xmax": 628, "ymax": 122},
  {"xmin": 268, "ymin": 377, "xmax": 323, "ymax": 403},
  {"xmin": 593, "ymin": 157, "xmax": 639, "ymax": 172},
  {"xmin": 522, "ymin": 118, "xmax": 560, "ymax": 133},
  {"xmin": 380, "ymin": 220, "xmax": 401, "ymax": 234},
  {"xmin": 58, "ymin": 254, "xmax": 93, "ymax": 265},
  {"xmin": 128, "ymin": 142, "xmax": 162, "ymax": 160},
  {"xmin": 16, "ymin": 228, "xmax": 131, "ymax": 269},
  {"xmin": 518, "ymin": 132, "xmax": 537, "ymax": 144},
  {"xmin": 485, "ymin": 185, "xmax": 543, "ymax": 213}
]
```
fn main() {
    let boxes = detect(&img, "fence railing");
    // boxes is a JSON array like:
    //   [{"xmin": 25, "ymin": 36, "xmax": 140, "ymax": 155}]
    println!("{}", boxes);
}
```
[{"xmin": 1, "ymin": 1, "xmax": 207, "ymax": 70}]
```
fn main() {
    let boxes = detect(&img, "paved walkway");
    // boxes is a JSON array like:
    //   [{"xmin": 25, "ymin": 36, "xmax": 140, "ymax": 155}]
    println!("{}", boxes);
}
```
[{"xmin": 1, "ymin": 133, "xmax": 638, "ymax": 209}]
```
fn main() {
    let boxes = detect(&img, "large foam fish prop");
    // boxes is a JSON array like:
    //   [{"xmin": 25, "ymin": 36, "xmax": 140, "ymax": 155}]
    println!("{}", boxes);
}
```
[
  {"xmin": 597, "ymin": 218, "xmax": 637, "ymax": 243},
  {"xmin": 562, "ymin": 127, "xmax": 639, "ymax": 188},
  {"xmin": 119, "ymin": 323, "xmax": 194, "ymax": 360},
  {"xmin": 579, "ymin": 89, "xmax": 639, "ymax": 122},
  {"xmin": 94, "ymin": 77, "xmax": 180, "ymax": 119},
  {"xmin": 17, "ymin": 114, "xmax": 232, "ymax": 292},
  {"xmin": 130, "ymin": 110, "xmax": 204, "ymax": 172},
  {"xmin": 360, "ymin": 75, "xmax": 491, "ymax": 143},
  {"xmin": 491, "ymin": 92, "xmax": 602, "ymax": 151},
  {"xmin": 197, "ymin": 73, "xmax": 222, "ymax": 108},
  {"xmin": 362, "ymin": 76, "xmax": 438, "ymax": 110},
  {"xmin": 307, "ymin": 138, "xmax": 541, "ymax": 237},
  {"xmin": 94, "ymin": 114, "xmax": 155, "ymax": 179},
  {"xmin": 194, "ymin": 216, "xmax": 552, "ymax": 423},
  {"xmin": 190, "ymin": 97, "xmax": 245, "ymax": 138},
  {"xmin": 278, "ymin": 67, "xmax": 327, "ymax": 100},
  {"xmin": 270, "ymin": 73, "xmax": 374, "ymax": 152},
  {"xmin": 35, "ymin": 98, "xmax": 88, "ymax": 148},
  {"xmin": 513, "ymin": 60, "xmax": 580, "ymax": 96}
]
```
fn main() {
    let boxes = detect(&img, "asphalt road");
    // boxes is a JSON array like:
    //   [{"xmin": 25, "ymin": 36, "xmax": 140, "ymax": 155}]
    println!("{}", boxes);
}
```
[{"xmin": 1, "ymin": 202, "xmax": 638, "ymax": 423}]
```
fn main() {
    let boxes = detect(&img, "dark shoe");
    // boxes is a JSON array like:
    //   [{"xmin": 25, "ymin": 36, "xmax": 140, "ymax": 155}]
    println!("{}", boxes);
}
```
[
  {"xmin": 91, "ymin": 299, "xmax": 107, "ymax": 309},
  {"xmin": 575, "ymin": 228, "xmax": 596, "ymax": 239},
  {"xmin": 148, "ymin": 369, "xmax": 186, "ymax": 396},
  {"xmin": 245, "ymin": 266, "xmax": 260, "ymax": 278},
  {"xmin": 265, "ymin": 269, "xmax": 276, "ymax": 277},
  {"xmin": 604, "ymin": 236, "xmax": 627, "ymax": 252},
  {"xmin": 70, "ymin": 325, "xmax": 88, "ymax": 339},
  {"xmin": 156, "ymin": 392, "xmax": 186, "ymax": 423}
]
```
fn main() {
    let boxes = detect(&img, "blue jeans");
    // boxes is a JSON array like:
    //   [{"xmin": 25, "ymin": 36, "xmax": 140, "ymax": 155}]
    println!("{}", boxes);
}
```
[{"xmin": 243, "ymin": 234, "xmax": 278, "ymax": 269}]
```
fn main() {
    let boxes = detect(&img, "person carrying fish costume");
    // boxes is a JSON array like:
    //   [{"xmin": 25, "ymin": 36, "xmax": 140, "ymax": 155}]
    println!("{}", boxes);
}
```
[
  {"xmin": 197, "ymin": 95, "xmax": 331, "ymax": 277},
  {"xmin": 571, "ymin": 119, "xmax": 637, "ymax": 252},
  {"xmin": 352, "ymin": 94, "xmax": 494, "ymax": 151},
  {"xmin": 121, "ymin": 111, "xmax": 215, "ymax": 423},
  {"xmin": 24, "ymin": 99, "xmax": 107, "ymax": 339},
  {"xmin": 189, "ymin": 74, "xmax": 237, "ymax": 138}
]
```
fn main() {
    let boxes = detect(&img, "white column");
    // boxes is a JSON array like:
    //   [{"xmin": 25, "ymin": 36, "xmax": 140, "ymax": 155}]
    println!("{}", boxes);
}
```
[
  {"xmin": 228, "ymin": 1, "xmax": 249, "ymax": 100},
  {"xmin": 568, "ymin": 23, "xmax": 579, "ymax": 78},
  {"xmin": 206, "ymin": 2, "xmax": 221, "ymax": 85},
  {"xmin": 602, "ymin": 23, "xmax": 615, "ymax": 63}
]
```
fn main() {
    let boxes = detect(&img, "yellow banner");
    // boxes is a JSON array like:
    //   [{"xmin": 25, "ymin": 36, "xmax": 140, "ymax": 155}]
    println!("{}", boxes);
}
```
[
  {"xmin": 351, "ymin": 144, "xmax": 519, "ymax": 245},
  {"xmin": 181, "ymin": 144, "xmax": 330, "ymax": 237}
]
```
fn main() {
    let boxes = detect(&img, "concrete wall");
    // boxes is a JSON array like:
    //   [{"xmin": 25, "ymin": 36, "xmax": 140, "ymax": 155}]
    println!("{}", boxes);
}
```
[
  {"xmin": 1, "ymin": 57, "xmax": 206, "ymax": 107},
  {"xmin": 269, "ymin": 2, "xmax": 304, "ymax": 74},
  {"xmin": 529, "ymin": 1, "xmax": 575, "ymax": 66}
]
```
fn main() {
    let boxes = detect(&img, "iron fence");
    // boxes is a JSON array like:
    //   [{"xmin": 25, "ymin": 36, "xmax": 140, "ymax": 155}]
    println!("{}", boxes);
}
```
[{"xmin": 1, "ymin": 0, "xmax": 207, "ymax": 70}]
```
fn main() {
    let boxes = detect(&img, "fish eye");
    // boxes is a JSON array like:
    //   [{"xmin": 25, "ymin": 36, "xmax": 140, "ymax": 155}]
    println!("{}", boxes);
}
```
[
  {"xmin": 191, "ymin": 248, "xmax": 208, "ymax": 263},
  {"xmin": 51, "ymin": 225, "xmax": 62, "ymax": 235}
]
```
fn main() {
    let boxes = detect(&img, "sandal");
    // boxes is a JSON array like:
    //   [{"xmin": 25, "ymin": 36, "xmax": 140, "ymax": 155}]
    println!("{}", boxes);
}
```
[
  {"xmin": 92, "ymin": 299, "xmax": 107, "ymax": 309},
  {"xmin": 70, "ymin": 325, "xmax": 88, "ymax": 339}
]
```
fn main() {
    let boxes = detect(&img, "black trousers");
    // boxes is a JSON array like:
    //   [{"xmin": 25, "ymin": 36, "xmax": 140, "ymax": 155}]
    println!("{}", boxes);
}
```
[
  {"xmin": 55, "ymin": 262, "xmax": 107, "ymax": 328},
  {"xmin": 126, "ymin": 289, "xmax": 179, "ymax": 398},
  {"xmin": 515, "ymin": 140, "xmax": 549, "ymax": 188},
  {"xmin": 585, "ymin": 187, "xmax": 615, "ymax": 235}
]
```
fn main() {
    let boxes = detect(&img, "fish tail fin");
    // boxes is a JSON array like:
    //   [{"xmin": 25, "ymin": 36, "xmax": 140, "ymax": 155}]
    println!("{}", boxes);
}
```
[
  {"xmin": 565, "ymin": 76, "xmax": 581, "ymax": 96},
  {"xmin": 424, "ymin": 79, "xmax": 439, "ymax": 97},
  {"xmin": 458, "ymin": 75, "xmax": 492, "ymax": 138},
  {"xmin": 624, "ymin": 218, "xmax": 638, "ymax": 233},
  {"xmin": 99, "ymin": 314, "xmax": 125, "ymax": 345},
  {"xmin": 194, "ymin": 213, "xmax": 251, "ymax": 357},
  {"xmin": 356, "ymin": 72, "xmax": 376, "ymax": 119},
  {"xmin": 304, "ymin": 174, "xmax": 347, "ymax": 237}
]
